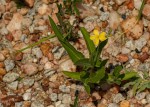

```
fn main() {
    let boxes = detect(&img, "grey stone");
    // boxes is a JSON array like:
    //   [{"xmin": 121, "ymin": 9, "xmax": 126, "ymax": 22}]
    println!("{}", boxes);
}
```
[
  {"xmin": 31, "ymin": 101, "xmax": 44, "ymax": 107},
  {"xmin": 23, "ymin": 92, "xmax": 31, "ymax": 101},
  {"xmin": 52, "ymin": 46, "xmax": 65, "ymax": 60},
  {"xmin": 135, "ymin": 37, "xmax": 147, "ymax": 51},
  {"xmin": 113, "ymin": 93, "xmax": 125, "ymax": 103},
  {"xmin": 135, "ymin": 92, "xmax": 146, "ymax": 100},
  {"xmin": 32, "ymin": 47, "xmax": 43, "ymax": 59},
  {"xmin": 84, "ymin": 21, "xmax": 94, "ymax": 32},
  {"xmin": 44, "ymin": 70, "xmax": 55, "ymax": 77},
  {"xmin": 100, "ymin": 12, "xmax": 109, "ymax": 21},
  {"xmin": 7, "ymin": 81, "xmax": 18, "ymax": 90},
  {"xmin": 146, "ymin": 94, "xmax": 150, "ymax": 103},
  {"xmin": 59, "ymin": 85, "xmax": 70, "ymax": 93},
  {"xmin": 0, "ymin": 0, "xmax": 6, "ymax": 5},
  {"xmin": 0, "ymin": 103, "xmax": 3, "ymax": 107},
  {"xmin": 22, "ymin": 78, "xmax": 34, "ymax": 87},
  {"xmin": 62, "ymin": 94, "xmax": 72, "ymax": 104},
  {"xmin": 3, "ymin": 72, "xmax": 19, "ymax": 83},
  {"xmin": 108, "ymin": 103, "xmax": 119, "ymax": 107},
  {"xmin": 50, "ymin": 93, "xmax": 57, "ymax": 101},
  {"xmin": 138, "ymin": 63, "xmax": 150, "ymax": 72},
  {"xmin": 4, "ymin": 59, "xmax": 15, "ymax": 71},
  {"xmin": 0, "ymin": 27, "xmax": 8, "ymax": 35},
  {"xmin": 83, "ymin": 16, "xmax": 98, "ymax": 23},
  {"xmin": 125, "ymin": 40, "xmax": 135, "ymax": 50},
  {"xmin": 57, "ymin": 104, "xmax": 66, "ymax": 107},
  {"xmin": 58, "ymin": 93, "xmax": 63, "ymax": 101},
  {"xmin": 15, "ymin": 102, "xmax": 23, "ymax": 107}
]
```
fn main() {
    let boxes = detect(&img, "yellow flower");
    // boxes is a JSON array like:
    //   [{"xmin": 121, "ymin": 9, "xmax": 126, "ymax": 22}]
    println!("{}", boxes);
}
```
[{"xmin": 90, "ymin": 29, "xmax": 107, "ymax": 46}]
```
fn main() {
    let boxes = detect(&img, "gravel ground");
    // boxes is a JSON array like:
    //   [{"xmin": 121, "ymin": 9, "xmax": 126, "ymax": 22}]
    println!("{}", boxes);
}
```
[{"xmin": 0, "ymin": 0, "xmax": 150, "ymax": 107}]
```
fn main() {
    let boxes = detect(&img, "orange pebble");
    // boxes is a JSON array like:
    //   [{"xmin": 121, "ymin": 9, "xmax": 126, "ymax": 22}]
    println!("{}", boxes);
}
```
[{"xmin": 120, "ymin": 100, "xmax": 130, "ymax": 107}]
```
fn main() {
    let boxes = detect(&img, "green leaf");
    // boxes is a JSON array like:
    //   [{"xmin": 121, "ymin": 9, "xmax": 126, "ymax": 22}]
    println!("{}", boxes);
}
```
[
  {"xmin": 121, "ymin": 72, "xmax": 137, "ymax": 81},
  {"xmin": 113, "ymin": 65, "xmax": 123, "ymax": 77},
  {"xmin": 137, "ymin": 84, "xmax": 147, "ymax": 93},
  {"xmin": 17, "ymin": 34, "xmax": 56, "ymax": 53},
  {"xmin": 80, "ymin": 72, "xmax": 89, "ymax": 82},
  {"xmin": 60, "ymin": 41, "xmax": 85, "ymax": 63},
  {"xmin": 48, "ymin": 16, "xmax": 63, "ymax": 41},
  {"xmin": 137, "ymin": 0, "xmax": 146, "ymax": 21},
  {"xmin": 114, "ymin": 80, "xmax": 121, "ymax": 85},
  {"xmin": 49, "ymin": 16, "xmax": 85, "ymax": 63},
  {"xmin": 73, "ymin": 90, "xmax": 79, "ymax": 107},
  {"xmin": 63, "ymin": 71, "xmax": 85, "ymax": 80},
  {"xmin": 137, "ymin": 81, "xmax": 150, "ymax": 93},
  {"xmin": 98, "ymin": 59, "xmax": 108, "ymax": 68},
  {"xmin": 80, "ymin": 27, "xmax": 95, "ymax": 55},
  {"xmin": 74, "ymin": 58, "xmax": 92, "ymax": 67},
  {"xmin": 73, "ymin": 3, "xmax": 80, "ymax": 16},
  {"xmin": 90, "ymin": 40, "xmax": 108, "ymax": 66},
  {"xmin": 84, "ymin": 83, "xmax": 90, "ymax": 94},
  {"xmin": 107, "ymin": 74, "xmax": 115, "ymax": 83},
  {"xmin": 89, "ymin": 67, "xmax": 105, "ymax": 83}
]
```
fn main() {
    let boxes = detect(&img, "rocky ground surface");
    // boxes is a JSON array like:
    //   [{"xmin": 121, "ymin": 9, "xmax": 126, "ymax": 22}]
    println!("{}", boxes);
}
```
[{"xmin": 0, "ymin": 0, "xmax": 150, "ymax": 107}]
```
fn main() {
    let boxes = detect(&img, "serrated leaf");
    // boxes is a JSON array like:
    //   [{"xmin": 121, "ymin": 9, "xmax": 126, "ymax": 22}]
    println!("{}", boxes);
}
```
[
  {"xmin": 80, "ymin": 27, "xmax": 95, "ymax": 55},
  {"xmin": 121, "ymin": 72, "xmax": 137, "ymax": 81},
  {"xmin": 84, "ymin": 83, "xmax": 90, "ymax": 94},
  {"xmin": 74, "ymin": 58, "xmax": 92, "ymax": 67},
  {"xmin": 49, "ymin": 16, "xmax": 85, "ymax": 63},
  {"xmin": 89, "ymin": 67, "xmax": 105, "ymax": 83},
  {"xmin": 63, "ymin": 71, "xmax": 85, "ymax": 81},
  {"xmin": 113, "ymin": 65, "xmax": 123, "ymax": 77}
]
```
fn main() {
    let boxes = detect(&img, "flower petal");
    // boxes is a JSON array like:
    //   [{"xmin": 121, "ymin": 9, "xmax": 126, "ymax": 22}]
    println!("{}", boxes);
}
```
[
  {"xmin": 93, "ymin": 39, "xmax": 99, "ymax": 46},
  {"xmin": 90, "ymin": 35, "xmax": 96, "ymax": 40},
  {"xmin": 93, "ymin": 29, "xmax": 99, "ymax": 36},
  {"xmin": 99, "ymin": 32, "xmax": 107, "ymax": 41}
]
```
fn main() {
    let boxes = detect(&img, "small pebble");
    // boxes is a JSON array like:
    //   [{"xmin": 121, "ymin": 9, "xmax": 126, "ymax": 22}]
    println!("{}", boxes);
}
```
[
  {"xmin": 3, "ymin": 72, "xmax": 19, "ymax": 83},
  {"xmin": 141, "ymin": 99, "xmax": 147, "ymax": 105},
  {"xmin": 135, "ymin": 92, "xmax": 146, "ymax": 100},
  {"xmin": 23, "ymin": 92, "xmax": 31, "ymax": 101},
  {"xmin": 146, "ymin": 94, "xmax": 150, "ymax": 103},
  {"xmin": 50, "ymin": 93, "xmax": 58, "ymax": 101},
  {"xmin": 113, "ymin": 93, "xmax": 125, "ymax": 103},
  {"xmin": 108, "ymin": 103, "xmax": 119, "ymax": 107},
  {"xmin": 120, "ymin": 100, "xmax": 130, "ymax": 107},
  {"xmin": 62, "ymin": 94, "xmax": 72, "ymax": 104},
  {"xmin": 4, "ymin": 59, "xmax": 15, "ymax": 72},
  {"xmin": 31, "ymin": 101, "xmax": 44, "ymax": 107},
  {"xmin": 7, "ymin": 81, "xmax": 18, "ymax": 90},
  {"xmin": 0, "ymin": 53, "xmax": 5, "ymax": 61},
  {"xmin": 59, "ymin": 85, "xmax": 70, "ymax": 93}
]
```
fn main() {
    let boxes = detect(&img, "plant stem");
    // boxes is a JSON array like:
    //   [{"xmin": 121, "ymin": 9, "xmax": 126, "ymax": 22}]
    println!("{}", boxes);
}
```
[
  {"xmin": 17, "ymin": 34, "xmax": 56, "ymax": 53},
  {"xmin": 137, "ymin": 0, "xmax": 146, "ymax": 21}
]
